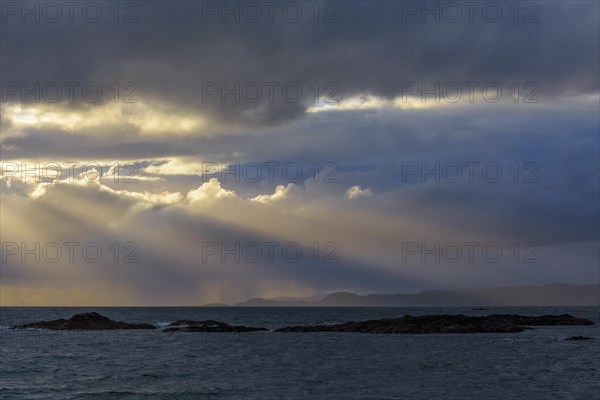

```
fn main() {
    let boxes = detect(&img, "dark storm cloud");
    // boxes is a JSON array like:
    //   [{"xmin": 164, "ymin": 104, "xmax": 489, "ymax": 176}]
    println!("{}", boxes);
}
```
[{"xmin": 1, "ymin": 1, "xmax": 598, "ymax": 127}]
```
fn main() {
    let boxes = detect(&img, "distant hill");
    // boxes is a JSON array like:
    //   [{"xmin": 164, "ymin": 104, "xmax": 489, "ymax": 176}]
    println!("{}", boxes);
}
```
[
  {"xmin": 236, "ymin": 284, "xmax": 600, "ymax": 306},
  {"xmin": 236, "ymin": 298, "xmax": 311, "ymax": 306}
]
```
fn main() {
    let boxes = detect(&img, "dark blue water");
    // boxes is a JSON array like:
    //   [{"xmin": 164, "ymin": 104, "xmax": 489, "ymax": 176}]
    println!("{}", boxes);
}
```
[{"xmin": 1, "ymin": 307, "xmax": 599, "ymax": 399}]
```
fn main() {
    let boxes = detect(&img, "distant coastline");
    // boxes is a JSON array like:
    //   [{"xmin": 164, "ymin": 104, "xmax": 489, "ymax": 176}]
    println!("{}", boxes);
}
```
[{"xmin": 233, "ymin": 283, "xmax": 600, "ymax": 307}]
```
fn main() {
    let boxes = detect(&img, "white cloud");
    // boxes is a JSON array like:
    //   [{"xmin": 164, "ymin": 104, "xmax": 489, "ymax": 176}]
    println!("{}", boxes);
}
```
[
  {"xmin": 28, "ymin": 178, "xmax": 184, "ymax": 211},
  {"xmin": 186, "ymin": 178, "xmax": 237, "ymax": 204},
  {"xmin": 141, "ymin": 158, "xmax": 235, "ymax": 177},
  {"xmin": 249, "ymin": 184, "xmax": 296, "ymax": 203},
  {"xmin": 346, "ymin": 185, "xmax": 373, "ymax": 199},
  {"xmin": 307, "ymin": 94, "xmax": 436, "ymax": 113},
  {"xmin": 102, "ymin": 164, "xmax": 163, "ymax": 182}
]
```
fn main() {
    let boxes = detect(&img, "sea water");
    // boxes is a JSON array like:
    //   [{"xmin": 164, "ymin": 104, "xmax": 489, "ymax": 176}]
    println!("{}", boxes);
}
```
[{"xmin": 1, "ymin": 307, "xmax": 598, "ymax": 399}]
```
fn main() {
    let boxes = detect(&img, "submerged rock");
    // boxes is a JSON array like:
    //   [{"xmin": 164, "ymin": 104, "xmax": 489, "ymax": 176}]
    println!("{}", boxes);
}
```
[
  {"xmin": 565, "ymin": 336, "xmax": 594, "ymax": 341},
  {"xmin": 13, "ymin": 312, "xmax": 156, "ymax": 330},
  {"xmin": 163, "ymin": 319, "xmax": 267, "ymax": 333},
  {"xmin": 274, "ymin": 314, "xmax": 594, "ymax": 334}
]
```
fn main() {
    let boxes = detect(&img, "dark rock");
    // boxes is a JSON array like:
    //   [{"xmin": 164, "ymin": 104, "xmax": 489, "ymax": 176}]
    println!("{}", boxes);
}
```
[
  {"xmin": 484, "ymin": 314, "xmax": 594, "ymax": 326},
  {"xmin": 13, "ymin": 312, "xmax": 593, "ymax": 335},
  {"xmin": 163, "ymin": 319, "xmax": 267, "ymax": 333},
  {"xmin": 565, "ymin": 336, "xmax": 594, "ymax": 341},
  {"xmin": 13, "ymin": 312, "xmax": 156, "ymax": 330},
  {"xmin": 274, "ymin": 314, "xmax": 594, "ymax": 334}
]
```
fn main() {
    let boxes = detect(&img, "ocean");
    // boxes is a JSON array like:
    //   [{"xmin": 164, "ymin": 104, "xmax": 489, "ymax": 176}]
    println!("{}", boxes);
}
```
[{"xmin": 1, "ymin": 307, "xmax": 598, "ymax": 399}]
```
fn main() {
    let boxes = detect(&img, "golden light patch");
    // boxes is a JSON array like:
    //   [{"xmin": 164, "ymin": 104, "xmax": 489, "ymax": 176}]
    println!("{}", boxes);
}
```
[
  {"xmin": 307, "ymin": 94, "xmax": 436, "ymax": 113},
  {"xmin": 1, "ymin": 102, "xmax": 207, "ymax": 137}
]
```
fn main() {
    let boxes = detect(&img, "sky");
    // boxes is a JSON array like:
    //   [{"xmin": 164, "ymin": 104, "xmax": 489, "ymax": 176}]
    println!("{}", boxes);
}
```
[{"xmin": 0, "ymin": 0, "xmax": 598, "ymax": 305}]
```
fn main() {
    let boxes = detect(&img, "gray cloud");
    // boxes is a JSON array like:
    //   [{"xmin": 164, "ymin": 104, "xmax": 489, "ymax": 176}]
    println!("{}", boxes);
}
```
[
  {"xmin": 1, "ymin": 0, "xmax": 598, "ymax": 304},
  {"xmin": 1, "ymin": 1, "xmax": 598, "ymax": 128}
]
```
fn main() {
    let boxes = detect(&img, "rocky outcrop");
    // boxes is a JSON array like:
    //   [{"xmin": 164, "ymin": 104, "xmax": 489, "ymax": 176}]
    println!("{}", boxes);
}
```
[
  {"xmin": 163, "ymin": 320, "xmax": 268, "ymax": 333},
  {"xmin": 274, "ymin": 314, "xmax": 594, "ymax": 334},
  {"xmin": 13, "ymin": 312, "xmax": 156, "ymax": 330},
  {"xmin": 484, "ymin": 314, "xmax": 594, "ymax": 326},
  {"xmin": 12, "ymin": 312, "xmax": 593, "ymax": 334}
]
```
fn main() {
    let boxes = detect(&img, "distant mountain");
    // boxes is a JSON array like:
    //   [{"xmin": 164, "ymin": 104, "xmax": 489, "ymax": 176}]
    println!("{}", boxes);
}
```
[
  {"xmin": 236, "ymin": 284, "xmax": 599, "ymax": 306},
  {"xmin": 237, "ymin": 298, "xmax": 310, "ymax": 306}
]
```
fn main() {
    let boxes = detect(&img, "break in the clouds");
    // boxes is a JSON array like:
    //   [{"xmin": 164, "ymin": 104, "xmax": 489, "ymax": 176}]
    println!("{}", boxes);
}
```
[{"xmin": 0, "ymin": 1, "xmax": 598, "ymax": 305}]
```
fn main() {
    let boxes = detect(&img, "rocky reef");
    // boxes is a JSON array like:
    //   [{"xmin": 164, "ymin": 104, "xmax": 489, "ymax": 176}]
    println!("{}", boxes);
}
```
[
  {"xmin": 13, "ymin": 312, "xmax": 156, "ymax": 330},
  {"xmin": 164, "ymin": 320, "xmax": 268, "ymax": 333},
  {"xmin": 274, "ymin": 314, "xmax": 594, "ymax": 334},
  {"xmin": 483, "ymin": 314, "xmax": 595, "ymax": 326},
  {"xmin": 13, "ymin": 312, "xmax": 593, "ymax": 334}
]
